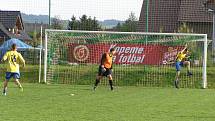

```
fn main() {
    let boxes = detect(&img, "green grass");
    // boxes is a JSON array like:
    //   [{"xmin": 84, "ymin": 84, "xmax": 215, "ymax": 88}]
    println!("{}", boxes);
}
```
[
  {"xmin": 1, "ymin": 83, "xmax": 215, "ymax": 121},
  {"xmin": 46, "ymin": 64, "xmax": 211, "ymax": 88},
  {"xmin": 0, "ymin": 64, "xmax": 41, "ymax": 83},
  {"xmin": 1, "ymin": 64, "xmax": 215, "ymax": 88},
  {"xmin": 0, "ymin": 64, "xmax": 214, "ymax": 88}
]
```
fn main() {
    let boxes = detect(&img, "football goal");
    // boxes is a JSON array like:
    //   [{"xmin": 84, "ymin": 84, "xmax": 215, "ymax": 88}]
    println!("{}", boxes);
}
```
[{"xmin": 44, "ymin": 30, "xmax": 207, "ymax": 88}]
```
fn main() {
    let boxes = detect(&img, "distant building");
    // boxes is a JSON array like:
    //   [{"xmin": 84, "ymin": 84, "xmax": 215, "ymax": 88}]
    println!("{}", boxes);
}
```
[
  {"xmin": 137, "ymin": 0, "xmax": 213, "ymax": 38},
  {"xmin": 204, "ymin": 0, "xmax": 215, "ymax": 10},
  {"xmin": 24, "ymin": 23, "xmax": 49, "ymax": 34},
  {"xmin": 0, "ymin": 10, "xmax": 32, "ymax": 43}
]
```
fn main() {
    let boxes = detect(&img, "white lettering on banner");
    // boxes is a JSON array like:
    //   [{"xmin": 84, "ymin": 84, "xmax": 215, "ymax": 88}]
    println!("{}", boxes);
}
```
[
  {"xmin": 125, "ymin": 47, "xmax": 130, "ymax": 53},
  {"xmin": 119, "ymin": 54, "xmax": 145, "ymax": 63},
  {"xmin": 162, "ymin": 48, "xmax": 178, "ymax": 64},
  {"xmin": 109, "ymin": 44, "xmax": 145, "ymax": 64},
  {"xmin": 109, "ymin": 44, "xmax": 144, "ymax": 54},
  {"xmin": 138, "ymin": 48, "xmax": 144, "ymax": 54},
  {"xmin": 109, "ymin": 44, "xmax": 117, "ymax": 50}
]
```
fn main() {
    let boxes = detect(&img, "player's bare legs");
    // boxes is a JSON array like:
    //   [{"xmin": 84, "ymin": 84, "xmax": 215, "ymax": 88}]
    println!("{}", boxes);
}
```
[
  {"xmin": 175, "ymin": 71, "xmax": 180, "ymax": 89},
  {"xmin": 14, "ymin": 79, "xmax": 23, "ymax": 92},
  {"xmin": 183, "ymin": 61, "xmax": 192, "ymax": 76},
  {"xmin": 2, "ymin": 80, "xmax": 8, "ymax": 95}
]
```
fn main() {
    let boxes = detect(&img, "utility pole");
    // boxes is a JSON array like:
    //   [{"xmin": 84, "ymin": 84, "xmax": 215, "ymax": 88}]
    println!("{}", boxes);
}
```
[
  {"xmin": 146, "ymin": 0, "xmax": 149, "ymax": 33},
  {"xmin": 204, "ymin": 1, "xmax": 215, "ymax": 63},
  {"xmin": 213, "ymin": 12, "xmax": 215, "ymax": 62},
  {"xmin": 49, "ymin": 0, "xmax": 51, "ymax": 28},
  {"xmin": 145, "ymin": 0, "xmax": 149, "ymax": 44}
]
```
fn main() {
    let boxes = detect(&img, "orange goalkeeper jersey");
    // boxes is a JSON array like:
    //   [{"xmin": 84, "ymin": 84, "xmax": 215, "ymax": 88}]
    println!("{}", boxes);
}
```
[{"xmin": 101, "ymin": 52, "xmax": 113, "ymax": 69}]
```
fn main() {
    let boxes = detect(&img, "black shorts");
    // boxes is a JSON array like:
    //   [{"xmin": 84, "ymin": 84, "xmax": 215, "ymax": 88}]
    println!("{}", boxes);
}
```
[{"xmin": 98, "ymin": 65, "xmax": 112, "ymax": 77}]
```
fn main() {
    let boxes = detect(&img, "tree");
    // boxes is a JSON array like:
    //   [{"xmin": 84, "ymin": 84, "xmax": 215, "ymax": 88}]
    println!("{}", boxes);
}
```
[
  {"xmin": 178, "ymin": 22, "xmax": 193, "ymax": 33},
  {"xmin": 28, "ymin": 31, "xmax": 41, "ymax": 47},
  {"xmin": 80, "ymin": 15, "xmax": 88, "ymax": 30},
  {"xmin": 114, "ymin": 22, "xmax": 121, "ymax": 31},
  {"xmin": 51, "ymin": 16, "xmax": 63, "ymax": 29},
  {"xmin": 68, "ymin": 15, "xmax": 101, "ymax": 31},
  {"xmin": 92, "ymin": 17, "xmax": 100, "ymax": 31},
  {"xmin": 114, "ymin": 12, "xmax": 138, "ymax": 32},
  {"xmin": 68, "ymin": 15, "xmax": 79, "ymax": 30}
]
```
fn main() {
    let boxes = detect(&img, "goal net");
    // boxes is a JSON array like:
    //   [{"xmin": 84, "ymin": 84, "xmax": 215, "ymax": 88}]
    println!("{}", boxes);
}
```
[{"xmin": 44, "ymin": 30, "xmax": 207, "ymax": 88}]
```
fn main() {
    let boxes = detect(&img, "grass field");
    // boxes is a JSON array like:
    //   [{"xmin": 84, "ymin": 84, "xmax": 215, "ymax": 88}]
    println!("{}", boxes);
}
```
[
  {"xmin": 1, "ymin": 83, "xmax": 215, "ymax": 121},
  {"xmin": 0, "ymin": 63, "xmax": 215, "ymax": 88}
]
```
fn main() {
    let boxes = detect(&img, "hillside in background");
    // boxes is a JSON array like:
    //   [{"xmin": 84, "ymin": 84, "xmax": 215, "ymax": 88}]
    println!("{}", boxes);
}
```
[
  {"xmin": 99, "ymin": 19, "xmax": 124, "ymax": 29},
  {"xmin": 21, "ymin": 13, "xmax": 49, "ymax": 24},
  {"xmin": 21, "ymin": 13, "xmax": 124, "ymax": 28}
]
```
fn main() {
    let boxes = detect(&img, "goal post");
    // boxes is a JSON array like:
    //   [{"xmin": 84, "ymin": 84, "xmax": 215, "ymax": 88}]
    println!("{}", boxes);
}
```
[
  {"xmin": 203, "ymin": 34, "xmax": 207, "ymax": 89},
  {"xmin": 44, "ymin": 29, "xmax": 207, "ymax": 88}
]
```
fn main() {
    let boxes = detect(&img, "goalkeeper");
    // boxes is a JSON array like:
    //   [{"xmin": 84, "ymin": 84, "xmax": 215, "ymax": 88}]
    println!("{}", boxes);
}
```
[
  {"xmin": 1, "ymin": 44, "xmax": 25, "ymax": 96},
  {"xmin": 93, "ymin": 48, "xmax": 116, "ymax": 91},
  {"xmin": 174, "ymin": 44, "xmax": 192, "ymax": 88}
]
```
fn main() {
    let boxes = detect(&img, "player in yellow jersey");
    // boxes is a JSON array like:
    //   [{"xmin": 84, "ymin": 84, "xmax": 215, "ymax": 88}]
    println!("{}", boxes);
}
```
[
  {"xmin": 93, "ymin": 48, "xmax": 116, "ymax": 91},
  {"xmin": 1, "ymin": 44, "xmax": 25, "ymax": 95},
  {"xmin": 174, "ymin": 44, "xmax": 192, "ymax": 88}
]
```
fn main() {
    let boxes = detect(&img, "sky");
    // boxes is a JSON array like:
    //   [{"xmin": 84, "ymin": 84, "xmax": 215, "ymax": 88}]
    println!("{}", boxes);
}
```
[{"xmin": 0, "ymin": 0, "xmax": 143, "ymax": 21}]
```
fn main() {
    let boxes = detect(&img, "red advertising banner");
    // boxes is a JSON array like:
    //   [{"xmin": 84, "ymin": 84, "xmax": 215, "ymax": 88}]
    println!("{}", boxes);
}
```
[{"xmin": 68, "ymin": 43, "xmax": 183, "ymax": 65}]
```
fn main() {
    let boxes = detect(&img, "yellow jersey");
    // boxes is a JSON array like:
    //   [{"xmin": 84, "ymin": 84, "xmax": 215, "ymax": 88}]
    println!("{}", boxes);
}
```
[
  {"xmin": 176, "ymin": 52, "xmax": 186, "ymax": 62},
  {"xmin": 2, "ymin": 51, "xmax": 25, "ymax": 73}
]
